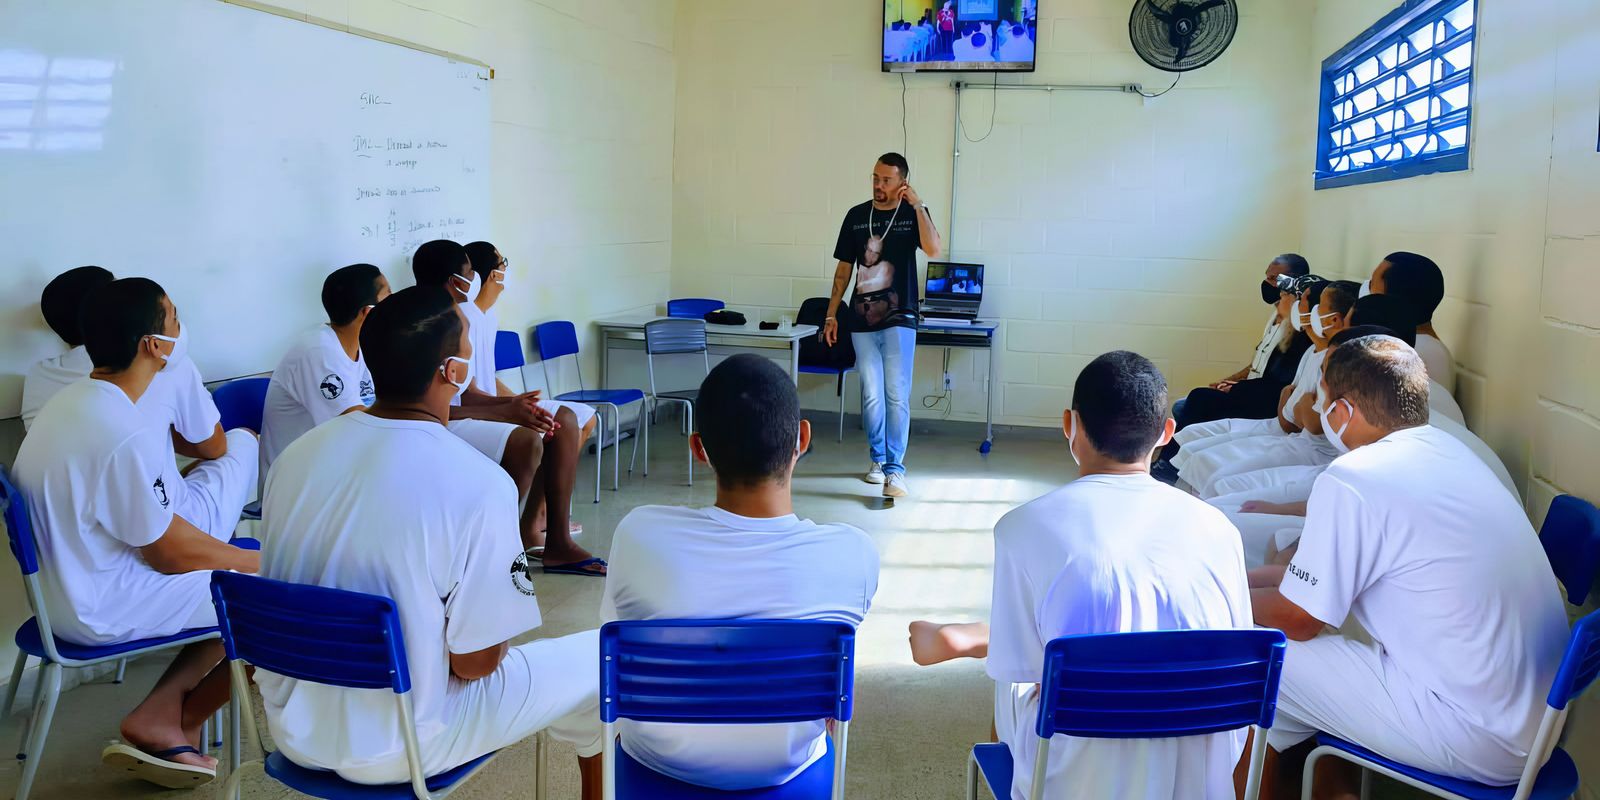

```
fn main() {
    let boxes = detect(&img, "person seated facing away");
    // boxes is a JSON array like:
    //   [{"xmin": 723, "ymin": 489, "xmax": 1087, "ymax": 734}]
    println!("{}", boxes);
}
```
[
  {"xmin": 1248, "ymin": 335, "xmax": 1567, "ymax": 799},
  {"xmin": 908, "ymin": 351, "xmax": 1251, "ymax": 800},
  {"xmin": 410, "ymin": 239, "xmax": 602, "ymax": 575},
  {"xmin": 601, "ymin": 354, "xmax": 879, "ymax": 791},
  {"xmin": 257, "ymin": 286, "xmax": 603, "ymax": 793},
  {"xmin": 260, "ymin": 263, "xmax": 389, "ymax": 470},
  {"xmin": 1360, "ymin": 251, "xmax": 1455, "ymax": 393},
  {"xmin": 14, "ymin": 278, "xmax": 261, "ymax": 789},
  {"xmin": 462, "ymin": 240, "xmax": 599, "ymax": 547},
  {"xmin": 22, "ymin": 266, "xmax": 257, "ymax": 543}
]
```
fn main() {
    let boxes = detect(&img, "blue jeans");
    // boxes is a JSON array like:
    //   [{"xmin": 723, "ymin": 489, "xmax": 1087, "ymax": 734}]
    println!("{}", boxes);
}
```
[{"xmin": 853, "ymin": 327, "xmax": 916, "ymax": 475}]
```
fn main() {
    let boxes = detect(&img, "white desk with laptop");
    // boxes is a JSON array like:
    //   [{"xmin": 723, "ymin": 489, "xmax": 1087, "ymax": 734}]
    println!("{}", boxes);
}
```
[{"xmin": 918, "ymin": 261, "xmax": 1000, "ymax": 454}]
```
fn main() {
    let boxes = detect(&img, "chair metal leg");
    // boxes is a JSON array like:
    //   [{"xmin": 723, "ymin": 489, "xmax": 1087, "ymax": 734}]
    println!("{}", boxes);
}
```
[
  {"xmin": 628, "ymin": 405, "xmax": 643, "ymax": 475},
  {"xmin": 965, "ymin": 749, "xmax": 979, "ymax": 800},
  {"xmin": 228, "ymin": 689, "xmax": 241, "ymax": 783},
  {"xmin": 593, "ymin": 407, "xmax": 605, "ymax": 504},
  {"xmin": 1359, "ymin": 767, "xmax": 1371, "ymax": 800},
  {"xmin": 837, "ymin": 372, "xmax": 846, "ymax": 443},
  {"xmin": 15, "ymin": 662, "xmax": 61, "ymax": 800},
  {"xmin": 113, "ymin": 658, "xmax": 127, "ymax": 684},
  {"xmin": 685, "ymin": 404, "xmax": 694, "ymax": 487},
  {"xmin": 210, "ymin": 708, "xmax": 223, "ymax": 748},
  {"xmin": 612, "ymin": 406, "xmax": 621, "ymax": 493},
  {"xmin": 4, "ymin": 652, "xmax": 26, "ymax": 719},
  {"xmin": 220, "ymin": 757, "xmax": 261, "ymax": 800},
  {"xmin": 535, "ymin": 730, "xmax": 549, "ymax": 800},
  {"xmin": 201, "ymin": 717, "xmax": 211, "ymax": 754},
  {"xmin": 642, "ymin": 401, "xmax": 650, "ymax": 476}
]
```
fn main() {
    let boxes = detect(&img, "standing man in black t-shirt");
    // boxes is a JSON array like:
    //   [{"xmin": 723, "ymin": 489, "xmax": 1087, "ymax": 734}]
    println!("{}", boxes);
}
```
[{"xmin": 824, "ymin": 152, "xmax": 942, "ymax": 499}]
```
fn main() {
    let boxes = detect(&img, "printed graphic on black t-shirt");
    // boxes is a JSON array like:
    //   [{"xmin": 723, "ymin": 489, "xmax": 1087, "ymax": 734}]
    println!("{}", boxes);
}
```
[{"xmin": 833, "ymin": 200, "xmax": 923, "ymax": 331}]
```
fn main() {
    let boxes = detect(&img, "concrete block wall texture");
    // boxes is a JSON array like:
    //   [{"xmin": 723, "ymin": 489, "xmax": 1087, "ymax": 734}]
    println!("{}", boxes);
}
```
[
  {"xmin": 0, "ymin": 0, "xmax": 677, "ymax": 693},
  {"xmin": 670, "ymin": 0, "xmax": 1315, "ymax": 427}
]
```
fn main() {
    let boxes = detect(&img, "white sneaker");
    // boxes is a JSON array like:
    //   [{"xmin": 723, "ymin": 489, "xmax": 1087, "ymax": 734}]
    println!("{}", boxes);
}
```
[
  {"xmin": 863, "ymin": 463, "xmax": 886, "ymax": 484},
  {"xmin": 883, "ymin": 473, "xmax": 909, "ymax": 498}
]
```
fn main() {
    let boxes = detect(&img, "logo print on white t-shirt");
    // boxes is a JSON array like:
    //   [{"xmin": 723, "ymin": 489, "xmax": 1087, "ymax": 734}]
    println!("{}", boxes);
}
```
[
  {"xmin": 359, "ymin": 379, "xmax": 375, "ymax": 405},
  {"xmin": 319, "ymin": 374, "xmax": 345, "ymax": 400},
  {"xmin": 152, "ymin": 477, "xmax": 170, "ymax": 508},
  {"xmin": 509, "ymin": 553, "xmax": 537, "ymax": 597}
]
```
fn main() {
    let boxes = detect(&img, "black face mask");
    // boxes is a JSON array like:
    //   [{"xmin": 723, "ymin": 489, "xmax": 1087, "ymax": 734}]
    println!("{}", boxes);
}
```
[{"xmin": 1260, "ymin": 281, "xmax": 1279, "ymax": 304}]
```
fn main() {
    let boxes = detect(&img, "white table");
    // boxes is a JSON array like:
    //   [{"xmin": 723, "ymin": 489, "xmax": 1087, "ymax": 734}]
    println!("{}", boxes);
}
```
[{"xmin": 593, "ymin": 313, "xmax": 819, "ymax": 386}]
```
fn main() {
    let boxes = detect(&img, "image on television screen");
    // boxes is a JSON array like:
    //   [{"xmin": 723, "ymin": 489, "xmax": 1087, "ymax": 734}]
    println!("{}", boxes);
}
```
[{"xmin": 883, "ymin": 0, "xmax": 1037, "ymax": 72}]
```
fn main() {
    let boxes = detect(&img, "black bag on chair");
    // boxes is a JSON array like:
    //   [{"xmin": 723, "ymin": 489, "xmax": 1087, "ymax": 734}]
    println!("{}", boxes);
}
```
[{"xmin": 796, "ymin": 297, "xmax": 856, "ymax": 371}]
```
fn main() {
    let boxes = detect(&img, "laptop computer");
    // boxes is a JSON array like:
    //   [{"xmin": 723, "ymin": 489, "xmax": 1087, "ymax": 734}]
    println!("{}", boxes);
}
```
[{"xmin": 922, "ymin": 261, "xmax": 984, "ymax": 322}]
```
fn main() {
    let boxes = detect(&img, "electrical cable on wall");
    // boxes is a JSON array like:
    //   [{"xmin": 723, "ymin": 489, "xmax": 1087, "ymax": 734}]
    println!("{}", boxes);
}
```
[
  {"xmin": 959, "ymin": 73, "xmax": 999, "ymax": 143},
  {"xmin": 900, "ymin": 72, "xmax": 909, "ymax": 155},
  {"xmin": 1138, "ymin": 72, "xmax": 1182, "ymax": 98}
]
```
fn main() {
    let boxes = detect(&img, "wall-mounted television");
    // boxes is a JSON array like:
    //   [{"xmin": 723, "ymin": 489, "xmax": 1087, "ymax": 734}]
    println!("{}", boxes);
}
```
[{"xmin": 883, "ymin": 0, "xmax": 1037, "ymax": 72}]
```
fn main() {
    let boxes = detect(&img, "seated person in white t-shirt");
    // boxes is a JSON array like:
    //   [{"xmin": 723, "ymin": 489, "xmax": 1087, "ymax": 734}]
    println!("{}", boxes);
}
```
[
  {"xmin": 23, "ymin": 266, "xmax": 257, "ymax": 543},
  {"xmin": 14, "ymin": 278, "xmax": 261, "ymax": 789},
  {"xmin": 602, "ymin": 354, "xmax": 880, "ymax": 791},
  {"xmin": 1359, "ymin": 251, "xmax": 1456, "ymax": 393},
  {"xmin": 260, "ymin": 263, "xmax": 389, "ymax": 470},
  {"xmin": 258, "ymin": 286, "xmax": 603, "ymax": 793},
  {"xmin": 908, "ymin": 351, "xmax": 1252, "ymax": 800},
  {"xmin": 463, "ymin": 240, "xmax": 599, "ymax": 549},
  {"xmin": 1248, "ymin": 335, "xmax": 1568, "ymax": 799},
  {"xmin": 410, "ymin": 240, "xmax": 602, "ymax": 575}
]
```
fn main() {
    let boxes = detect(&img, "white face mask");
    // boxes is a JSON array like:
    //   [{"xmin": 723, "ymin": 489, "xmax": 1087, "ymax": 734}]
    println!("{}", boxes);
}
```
[
  {"xmin": 441, "ymin": 356, "xmax": 471, "ymax": 398},
  {"xmin": 1065, "ymin": 413, "xmax": 1082, "ymax": 467},
  {"xmin": 1309, "ymin": 304, "xmax": 1339, "ymax": 338},
  {"xmin": 1319, "ymin": 396, "xmax": 1353, "ymax": 454},
  {"xmin": 1287, "ymin": 303, "xmax": 1305, "ymax": 332},
  {"xmin": 1358, "ymin": 279, "xmax": 1373, "ymax": 298},
  {"xmin": 147, "ymin": 319, "xmax": 187, "ymax": 371},
  {"xmin": 452, "ymin": 271, "xmax": 481, "ymax": 303},
  {"xmin": 492, "ymin": 268, "xmax": 507, "ymax": 288}
]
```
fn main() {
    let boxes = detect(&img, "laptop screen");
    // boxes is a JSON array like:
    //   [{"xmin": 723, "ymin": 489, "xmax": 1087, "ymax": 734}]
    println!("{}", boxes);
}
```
[{"xmin": 925, "ymin": 262, "xmax": 985, "ymax": 302}]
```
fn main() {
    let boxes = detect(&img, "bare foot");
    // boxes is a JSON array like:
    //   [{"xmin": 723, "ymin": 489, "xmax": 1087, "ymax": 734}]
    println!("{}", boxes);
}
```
[
  {"xmin": 120, "ymin": 709, "xmax": 218, "ymax": 771},
  {"xmin": 908, "ymin": 621, "xmax": 989, "ymax": 666},
  {"xmin": 541, "ymin": 543, "xmax": 607, "ymax": 575}
]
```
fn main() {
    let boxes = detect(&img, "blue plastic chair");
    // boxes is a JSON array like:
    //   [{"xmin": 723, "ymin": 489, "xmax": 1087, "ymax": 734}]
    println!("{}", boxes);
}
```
[
  {"xmin": 1301, "ymin": 609, "xmax": 1600, "ymax": 800},
  {"xmin": 494, "ymin": 330, "xmax": 529, "ymax": 392},
  {"xmin": 643, "ymin": 319, "xmax": 710, "ymax": 486},
  {"xmin": 209, "ymin": 571, "xmax": 548, "ymax": 800},
  {"xmin": 666, "ymin": 298, "xmax": 725, "ymax": 319},
  {"xmin": 968, "ymin": 629, "xmax": 1287, "ymax": 800},
  {"xmin": 1539, "ymin": 494, "xmax": 1600, "ymax": 607},
  {"xmin": 0, "ymin": 465, "xmax": 223, "ymax": 800},
  {"xmin": 599, "ymin": 620, "xmax": 856, "ymax": 800},
  {"xmin": 535, "ymin": 321, "xmax": 647, "ymax": 503},
  {"xmin": 209, "ymin": 376, "xmax": 270, "ymax": 520}
]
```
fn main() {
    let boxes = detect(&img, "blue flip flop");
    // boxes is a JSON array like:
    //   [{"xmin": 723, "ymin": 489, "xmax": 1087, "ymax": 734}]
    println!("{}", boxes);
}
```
[{"xmin": 543, "ymin": 557, "xmax": 607, "ymax": 577}]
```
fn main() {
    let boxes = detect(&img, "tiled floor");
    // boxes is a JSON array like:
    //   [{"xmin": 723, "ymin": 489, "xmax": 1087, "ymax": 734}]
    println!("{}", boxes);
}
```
[{"xmin": 0, "ymin": 415, "xmax": 1427, "ymax": 799}]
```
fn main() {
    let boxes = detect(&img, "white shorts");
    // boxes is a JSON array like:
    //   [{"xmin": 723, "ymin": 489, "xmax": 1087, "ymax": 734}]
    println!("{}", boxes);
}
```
[
  {"xmin": 1183, "ymin": 434, "xmax": 1335, "ymax": 498},
  {"xmin": 337, "ymin": 630, "xmax": 603, "ymax": 785},
  {"xmin": 447, "ymin": 418, "xmax": 518, "ymax": 463},
  {"xmin": 1171, "ymin": 418, "xmax": 1282, "ymax": 471},
  {"xmin": 1209, "ymin": 464, "xmax": 1325, "ymax": 502},
  {"xmin": 541, "ymin": 400, "xmax": 597, "ymax": 431},
  {"xmin": 173, "ymin": 429, "xmax": 259, "ymax": 541},
  {"xmin": 1268, "ymin": 634, "xmax": 1528, "ymax": 784}
]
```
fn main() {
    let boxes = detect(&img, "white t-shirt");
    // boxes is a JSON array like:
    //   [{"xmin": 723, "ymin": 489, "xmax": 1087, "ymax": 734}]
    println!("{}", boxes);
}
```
[
  {"xmin": 256, "ymin": 413, "xmax": 539, "ymax": 778},
  {"xmin": 12, "ymin": 380, "xmax": 211, "ymax": 646},
  {"xmin": 261, "ymin": 326, "xmax": 375, "ymax": 468},
  {"xmin": 1283, "ymin": 425, "xmax": 1567, "ymax": 754},
  {"xmin": 1281, "ymin": 347, "xmax": 1326, "ymax": 425},
  {"xmin": 457, "ymin": 301, "xmax": 498, "ymax": 397},
  {"xmin": 987, "ymin": 473, "xmax": 1253, "ymax": 800},
  {"xmin": 21, "ymin": 346, "xmax": 220, "ymax": 448},
  {"xmin": 1415, "ymin": 333, "xmax": 1456, "ymax": 395},
  {"xmin": 600, "ymin": 505, "xmax": 879, "ymax": 791}
]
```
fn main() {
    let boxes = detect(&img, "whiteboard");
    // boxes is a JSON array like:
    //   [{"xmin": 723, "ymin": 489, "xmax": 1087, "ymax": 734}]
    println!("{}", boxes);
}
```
[{"xmin": 0, "ymin": 0, "xmax": 491, "ymax": 417}]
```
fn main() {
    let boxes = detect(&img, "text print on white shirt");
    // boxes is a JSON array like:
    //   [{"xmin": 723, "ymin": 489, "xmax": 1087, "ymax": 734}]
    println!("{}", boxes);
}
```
[{"xmin": 1288, "ymin": 562, "xmax": 1318, "ymax": 587}]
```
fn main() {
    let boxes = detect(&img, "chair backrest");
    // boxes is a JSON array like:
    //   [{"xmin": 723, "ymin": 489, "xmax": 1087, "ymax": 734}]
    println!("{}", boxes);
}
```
[
  {"xmin": 599, "ymin": 620, "xmax": 856, "ymax": 725},
  {"xmin": 666, "ymin": 298, "xmax": 724, "ymax": 319},
  {"xmin": 643, "ymin": 319, "xmax": 707, "ymax": 356},
  {"xmin": 535, "ymin": 320, "xmax": 581, "ymax": 361},
  {"xmin": 1540, "ymin": 494, "xmax": 1600, "ymax": 606},
  {"xmin": 1548, "ymin": 610, "xmax": 1600, "ymax": 711},
  {"xmin": 494, "ymin": 329, "xmax": 526, "ymax": 371},
  {"xmin": 1036, "ymin": 629, "xmax": 1286, "ymax": 740},
  {"xmin": 210, "ymin": 571, "xmax": 411, "ymax": 693},
  {"xmin": 0, "ymin": 465, "xmax": 40, "ymax": 577},
  {"xmin": 211, "ymin": 376, "xmax": 271, "ymax": 433}
]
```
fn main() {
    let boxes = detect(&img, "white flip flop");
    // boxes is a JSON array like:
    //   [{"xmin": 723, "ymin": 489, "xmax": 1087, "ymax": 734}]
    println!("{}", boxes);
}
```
[{"xmin": 101, "ymin": 742, "xmax": 216, "ymax": 789}]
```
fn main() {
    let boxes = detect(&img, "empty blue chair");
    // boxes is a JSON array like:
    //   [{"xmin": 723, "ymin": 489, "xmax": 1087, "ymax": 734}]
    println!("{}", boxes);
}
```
[
  {"xmin": 1, "ymin": 465, "xmax": 223, "ymax": 800},
  {"xmin": 535, "ymin": 320, "xmax": 647, "ymax": 503},
  {"xmin": 643, "ymin": 319, "xmax": 710, "ymax": 486},
  {"xmin": 968, "ymin": 629, "xmax": 1287, "ymax": 800},
  {"xmin": 1301, "ymin": 609, "xmax": 1600, "ymax": 800},
  {"xmin": 209, "ymin": 376, "xmax": 270, "ymax": 520},
  {"xmin": 1539, "ymin": 494, "xmax": 1600, "ymax": 607},
  {"xmin": 209, "ymin": 571, "xmax": 548, "ymax": 800},
  {"xmin": 494, "ymin": 329, "xmax": 531, "ymax": 392},
  {"xmin": 599, "ymin": 620, "xmax": 856, "ymax": 800},
  {"xmin": 666, "ymin": 298, "xmax": 725, "ymax": 319}
]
